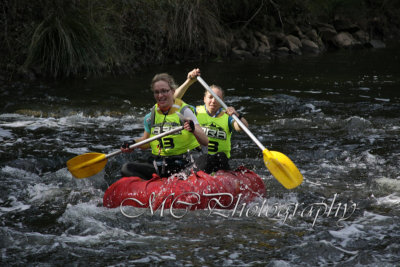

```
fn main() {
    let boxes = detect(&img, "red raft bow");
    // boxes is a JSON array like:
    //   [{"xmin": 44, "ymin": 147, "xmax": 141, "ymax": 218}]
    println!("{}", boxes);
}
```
[{"xmin": 103, "ymin": 166, "xmax": 265, "ymax": 210}]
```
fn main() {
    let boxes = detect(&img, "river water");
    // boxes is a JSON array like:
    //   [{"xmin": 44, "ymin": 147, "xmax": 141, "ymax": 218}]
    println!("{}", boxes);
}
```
[{"xmin": 1, "ymin": 46, "xmax": 399, "ymax": 266}]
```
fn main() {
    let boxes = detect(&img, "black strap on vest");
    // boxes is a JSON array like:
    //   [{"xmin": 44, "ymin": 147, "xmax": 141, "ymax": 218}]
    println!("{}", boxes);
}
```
[{"xmin": 150, "ymin": 105, "xmax": 192, "ymax": 128}]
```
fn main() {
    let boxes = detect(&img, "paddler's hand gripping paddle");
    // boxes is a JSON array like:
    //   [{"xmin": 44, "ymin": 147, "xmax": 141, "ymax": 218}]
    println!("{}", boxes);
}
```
[
  {"xmin": 197, "ymin": 76, "xmax": 303, "ymax": 189},
  {"xmin": 67, "ymin": 126, "xmax": 184, "ymax": 178}
]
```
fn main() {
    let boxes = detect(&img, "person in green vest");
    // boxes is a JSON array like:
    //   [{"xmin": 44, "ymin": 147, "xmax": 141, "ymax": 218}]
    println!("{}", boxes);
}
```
[
  {"xmin": 174, "ymin": 68, "xmax": 249, "ymax": 173},
  {"xmin": 120, "ymin": 72, "xmax": 208, "ymax": 179}
]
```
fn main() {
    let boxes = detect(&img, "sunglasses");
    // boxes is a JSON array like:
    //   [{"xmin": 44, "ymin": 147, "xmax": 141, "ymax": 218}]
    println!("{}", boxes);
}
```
[{"xmin": 153, "ymin": 89, "xmax": 171, "ymax": 95}]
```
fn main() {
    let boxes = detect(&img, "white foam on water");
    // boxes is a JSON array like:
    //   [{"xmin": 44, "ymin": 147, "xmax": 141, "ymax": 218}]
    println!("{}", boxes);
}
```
[
  {"xmin": 0, "ymin": 195, "xmax": 31, "ymax": 214},
  {"xmin": 0, "ymin": 112, "xmax": 142, "ymax": 133},
  {"xmin": 267, "ymin": 260, "xmax": 292, "ymax": 267},
  {"xmin": 58, "ymin": 202, "xmax": 144, "ymax": 243},
  {"xmin": 361, "ymin": 150, "xmax": 385, "ymax": 165},
  {"xmin": 0, "ymin": 120, "xmax": 36, "ymax": 128},
  {"xmin": 0, "ymin": 127, "xmax": 13, "ymax": 141},
  {"xmin": 27, "ymin": 183, "xmax": 67, "ymax": 204},
  {"xmin": 96, "ymin": 115, "xmax": 117, "ymax": 122},
  {"xmin": 128, "ymin": 252, "xmax": 177, "ymax": 265},
  {"xmin": 64, "ymin": 147, "xmax": 90, "ymax": 154},
  {"xmin": 0, "ymin": 113, "xmax": 25, "ymax": 119},
  {"xmin": 272, "ymin": 117, "xmax": 313, "ymax": 129},
  {"xmin": 359, "ymin": 95, "xmax": 370, "ymax": 98},
  {"xmin": 374, "ymin": 98, "xmax": 390, "ymax": 102},
  {"xmin": 362, "ymin": 210, "xmax": 392, "ymax": 223},
  {"xmin": 91, "ymin": 144, "xmax": 113, "ymax": 150},
  {"xmin": 320, "ymin": 240, "xmax": 359, "ymax": 255},
  {"xmin": 320, "ymin": 162, "xmax": 347, "ymax": 172},
  {"xmin": 374, "ymin": 193, "xmax": 400, "ymax": 207},
  {"xmin": 226, "ymin": 95, "xmax": 252, "ymax": 105},
  {"xmin": 304, "ymin": 90, "xmax": 322, "ymax": 94},
  {"xmin": 58, "ymin": 113, "xmax": 90, "ymax": 126},
  {"xmin": 345, "ymin": 150, "xmax": 385, "ymax": 170},
  {"xmin": 304, "ymin": 103, "xmax": 322, "ymax": 113},
  {"xmin": 375, "ymin": 178, "xmax": 400, "ymax": 193},
  {"xmin": 329, "ymin": 224, "xmax": 365, "ymax": 247},
  {"xmin": 229, "ymin": 251, "xmax": 240, "ymax": 259},
  {"xmin": 260, "ymin": 87, "xmax": 274, "ymax": 91},
  {"xmin": 0, "ymin": 114, "xmax": 63, "ymax": 131},
  {"xmin": 121, "ymin": 122, "xmax": 143, "ymax": 131},
  {"xmin": 73, "ymin": 171, "xmax": 108, "ymax": 190},
  {"xmin": 344, "ymin": 116, "xmax": 372, "ymax": 135},
  {"xmin": 329, "ymin": 210, "xmax": 392, "ymax": 249},
  {"xmin": 26, "ymin": 118, "xmax": 59, "ymax": 131},
  {"xmin": 1, "ymin": 166, "xmax": 40, "ymax": 181}
]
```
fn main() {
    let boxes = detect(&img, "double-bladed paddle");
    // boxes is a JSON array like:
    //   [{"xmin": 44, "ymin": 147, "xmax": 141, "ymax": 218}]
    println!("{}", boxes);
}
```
[
  {"xmin": 197, "ymin": 76, "xmax": 303, "ymax": 189},
  {"xmin": 67, "ymin": 126, "xmax": 184, "ymax": 178}
]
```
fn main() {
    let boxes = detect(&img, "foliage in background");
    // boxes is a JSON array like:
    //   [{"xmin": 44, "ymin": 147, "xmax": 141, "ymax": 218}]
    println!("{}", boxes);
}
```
[
  {"xmin": 24, "ymin": 0, "xmax": 120, "ymax": 77},
  {"xmin": 160, "ymin": 0, "xmax": 225, "ymax": 57},
  {"xmin": 0, "ymin": 0, "xmax": 399, "ymax": 79},
  {"xmin": 115, "ymin": 0, "xmax": 225, "ymax": 67}
]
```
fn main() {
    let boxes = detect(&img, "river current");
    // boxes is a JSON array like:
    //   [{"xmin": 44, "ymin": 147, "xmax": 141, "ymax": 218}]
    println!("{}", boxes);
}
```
[{"xmin": 1, "ymin": 46, "xmax": 399, "ymax": 266}]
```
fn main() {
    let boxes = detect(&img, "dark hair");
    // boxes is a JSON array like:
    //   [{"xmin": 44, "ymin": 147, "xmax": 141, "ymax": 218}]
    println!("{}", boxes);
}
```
[
  {"xmin": 150, "ymin": 73, "xmax": 178, "ymax": 91},
  {"xmin": 205, "ymin": 84, "xmax": 224, "ymax": 98}
]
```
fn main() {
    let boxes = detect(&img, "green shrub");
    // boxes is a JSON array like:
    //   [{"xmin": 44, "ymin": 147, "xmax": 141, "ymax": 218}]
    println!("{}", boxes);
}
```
[{"xmin": 24, "ymin": 0, "xmax": 120, "ymax": 78}]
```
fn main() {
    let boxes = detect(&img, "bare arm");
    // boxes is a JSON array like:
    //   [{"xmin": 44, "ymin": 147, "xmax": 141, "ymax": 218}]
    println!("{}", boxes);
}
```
[
  {"xmin": 233, "ymin": 117, "xmax": 249, "ymax": 132},
  {"xmin": 181, "ymin": 107, "xmax": 209, "ymax": 146},
  {"xmin": 121, "ymin": 130, "xmax": 151, "ymax": 153},
  {"xmin": 135, "ymin": 131, "xmax": 151, "ymax": 149},
  {"xmin": 174, "ymin": 68, "xmax": 201, "ymax": 99},
  {"xmin": 225, "ymin": 106, "xmax": 249, "ymax": 132},
  {"xmin": 184, "ymin": 121, "xmax": 209, "ymax": 146}
]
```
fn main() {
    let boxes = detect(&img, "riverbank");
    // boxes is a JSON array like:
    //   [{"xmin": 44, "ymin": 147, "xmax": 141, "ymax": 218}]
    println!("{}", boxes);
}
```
[{"xmin": 1, "ymin": 0, "xmax": 399, "ymax": 81}]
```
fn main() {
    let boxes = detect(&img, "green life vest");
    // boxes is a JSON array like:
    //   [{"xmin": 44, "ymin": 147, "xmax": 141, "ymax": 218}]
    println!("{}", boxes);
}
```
[
  {"xmin": 196, "ymin": 105, "xmax": 232, "ymax": 158},
  {"xmin": 149, "ymin": 99, "xmax": 199, "ymax": 156}
]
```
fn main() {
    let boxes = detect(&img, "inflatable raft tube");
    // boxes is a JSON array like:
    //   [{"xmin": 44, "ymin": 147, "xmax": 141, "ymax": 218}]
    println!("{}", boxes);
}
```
[{"xmin": 103, "ymin": 167, "xmax": 265, "ymax": 210}]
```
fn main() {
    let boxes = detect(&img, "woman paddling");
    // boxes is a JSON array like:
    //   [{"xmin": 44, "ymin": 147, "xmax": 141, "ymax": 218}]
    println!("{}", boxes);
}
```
[
  {"xmin": 174, "ymin": 69, "xmax": 249, "ymax": 173},
  {"xmin": 120, "ymin": 73, "xmax": 208, "ymax": 179}
]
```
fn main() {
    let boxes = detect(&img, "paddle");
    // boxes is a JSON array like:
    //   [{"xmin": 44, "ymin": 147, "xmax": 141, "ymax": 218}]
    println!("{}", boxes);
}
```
[
  {"xmin": 196, "ymin": 76, "xmax": 303, "ymax": 189},
  {"xmin": 67, "ymin": 126, "xmax": 184, "ymax": 179}
]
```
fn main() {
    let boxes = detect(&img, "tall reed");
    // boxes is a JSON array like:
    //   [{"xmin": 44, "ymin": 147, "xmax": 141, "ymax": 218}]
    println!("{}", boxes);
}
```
[
  {"xmin": 161, "ymin": 0, "xmax": 225, "ymax": 56},
  {"xmin": 24, "ymin": 0, "xmax": 119, "ymax": 78}
]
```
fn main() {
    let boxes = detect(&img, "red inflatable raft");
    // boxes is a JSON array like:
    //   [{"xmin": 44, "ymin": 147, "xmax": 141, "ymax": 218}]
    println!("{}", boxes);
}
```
[{"xmin": 103, "ymin": 166, "xmax": 265, "ymax": 210}]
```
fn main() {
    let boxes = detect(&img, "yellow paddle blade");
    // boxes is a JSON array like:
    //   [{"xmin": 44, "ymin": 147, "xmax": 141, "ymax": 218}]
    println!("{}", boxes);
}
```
[
  {"xmin": 263, "ymin": 150, "xmax": 303, "ymax": 189},
  {"xmin": 67, "ymin": 152, "xmax": 107, "ymax": 179}
]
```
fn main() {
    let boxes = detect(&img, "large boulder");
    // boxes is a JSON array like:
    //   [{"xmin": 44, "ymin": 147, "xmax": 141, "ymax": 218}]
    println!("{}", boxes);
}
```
[
  {"xmin": 254, "ymin": 31, "xmax": 271, "ymax": 49},
  {"xmin": 366, "ymin": 39, "xmax": 386, "ymax": 49},
  {"xmin": 231, "ymin": 47, "xmax": 253, "ymax": 60},
  {"xmin": 306, "ymin": 29, "xmax": 325, "ymax": 49},
  {"xmin": 301, "ymin": 39, "xmax": 320, "ymax": 54},
  {"xmin": 275, "ymin": 46, "xmax": 290, "ymax": 57},
  {"xmin": 353, "ymin": 30, "xmax": 370, "ymax": 44},
  {"xmin": 256, "ymin": 42, "xmax": 270, "ymax": 55},
  {"xmin": 317, "ymin": 23, "xmax": 337, "ymax": 43},
  {"xmin": 286, "ymin": 35, "xmax": 302, "ymax": 55},
  {"xmin": 333, "ymin": 32, "xmax": 359, "ymax": 48}
]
